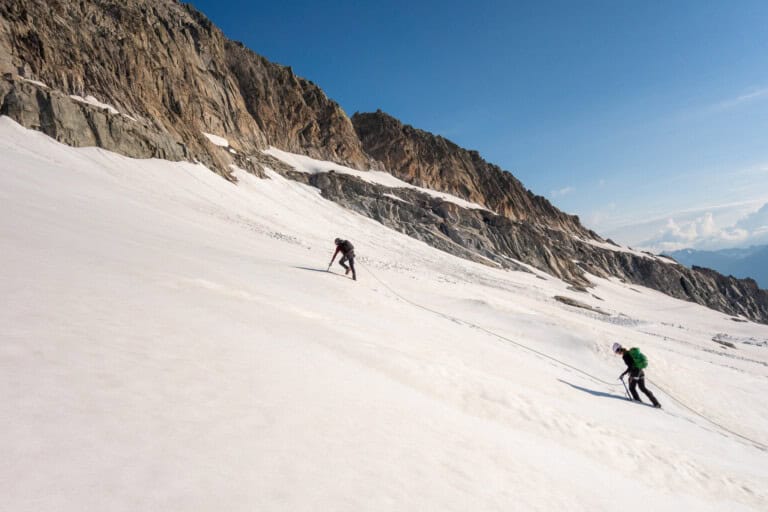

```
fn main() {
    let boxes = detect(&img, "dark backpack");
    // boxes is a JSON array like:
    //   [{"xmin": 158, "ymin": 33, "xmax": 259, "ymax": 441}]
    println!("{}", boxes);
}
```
[
  {"xmin": 340, "ymin": 240, "xmax": 354, "ymax": 253},
  {"xmin": 628, "ymin": 347, "xmax": 648, "ymax": 369}
]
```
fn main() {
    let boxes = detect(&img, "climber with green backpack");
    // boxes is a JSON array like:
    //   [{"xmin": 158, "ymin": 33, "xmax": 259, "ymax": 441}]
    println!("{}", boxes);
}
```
[{"xmin": 613, "ymin": 342, "xmax": 661, "ymax": 408}]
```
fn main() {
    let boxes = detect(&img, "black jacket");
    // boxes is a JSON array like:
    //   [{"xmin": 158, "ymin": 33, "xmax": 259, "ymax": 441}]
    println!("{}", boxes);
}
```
[
  {"xmin": 334, "ymin": 240, "xmax": 355, "ymax": 258},
  {"xmin": 622, "ymin": 351, "xmax": 636, "ymax": 370},
  {"xmin": 621, "ymin": 351, "xmax": 643, "ymax": 377}
]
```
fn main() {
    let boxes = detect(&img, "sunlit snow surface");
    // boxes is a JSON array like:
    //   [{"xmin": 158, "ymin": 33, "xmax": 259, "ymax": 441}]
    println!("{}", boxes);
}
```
[
  {"xmin": 265, "ymin": 146, "xmax": 490, "ymax": 211},
  {"xmin": 1, "ymin": 117, "xmax": 767, "ymax": 511},
  {"xmin": 576, "ymin": 236, "xmax": 680, "ymax": 264},
  {"xmin": 69, "ymin": 94, "xmax": 120, "ymax": 115},
  {"xmin": 202, "ymin": 131, "xmax": 230, "ymax": 147}
]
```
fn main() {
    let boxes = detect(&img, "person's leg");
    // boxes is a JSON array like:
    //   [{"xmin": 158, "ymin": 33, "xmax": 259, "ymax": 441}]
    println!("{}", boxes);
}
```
[
  {"xmin": 628, "ymin": 371, "xmax": 642, "ymax": 401},
  {"xmin": 339, "ymin": 254, "xmax": 349, "ymax": 272},
  {"xmin": 636, "ymin": 374, "xmax": 660, "ymax": 407},
  {"xmin": 349, "ymin": 257, "xmax": 356, "ymax": 280}
]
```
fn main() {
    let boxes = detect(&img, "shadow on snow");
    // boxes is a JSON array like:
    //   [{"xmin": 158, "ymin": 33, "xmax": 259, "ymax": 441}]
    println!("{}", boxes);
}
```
[{"xmin": 558, "ymin": 379, "xmax": 629, "ymax": 402}]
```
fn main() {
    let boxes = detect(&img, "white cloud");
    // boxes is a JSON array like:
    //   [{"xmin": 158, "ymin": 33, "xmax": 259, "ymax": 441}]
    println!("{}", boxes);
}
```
[
  {"xmin": 735, "ymin": 203, "xmax": 768, "ymax": 233},
  {"xmin": 638, "ymin": 206, "xmax": 768, "ymax": 253},
  {"xmin": 596, "ymin": 195, "xmax": 768, "ymax": 249},
  {"xmin": 713, "ymin": 86, "xmax": 768, "ymax": 111},
  {"xmin": 550, "ymin": 186, "xmax": 574, "ymax": 198}
]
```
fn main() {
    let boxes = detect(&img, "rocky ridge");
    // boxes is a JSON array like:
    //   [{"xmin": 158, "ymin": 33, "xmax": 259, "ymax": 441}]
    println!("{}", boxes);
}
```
[
  {"xmin": 352, "ymin": 110, "xmax": 591, "ymax": 236},
  {"xmin": 286, "ymin": 170, "xmax": 768, "ymax": 322},
  {"xmin": 0, "ymin": 0, "xmax": 373, "ymax": 176},
  {"xmin": 1, "ymin": 0, "xmax": 766, "ymax": 322}
]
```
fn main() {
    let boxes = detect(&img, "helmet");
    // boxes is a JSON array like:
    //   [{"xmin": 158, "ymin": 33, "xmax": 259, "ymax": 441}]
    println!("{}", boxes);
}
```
[
  {"xmin": 612, "ymin": 342, "xmax": 623, "ymax": 354},
  {"xmin": 334, "ymin": 238, "xmax": 343, "ymax": 245}
]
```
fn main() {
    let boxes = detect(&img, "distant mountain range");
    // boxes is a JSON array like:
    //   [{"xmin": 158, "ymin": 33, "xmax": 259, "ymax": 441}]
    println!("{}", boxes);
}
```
[{"xmin": 665, "ymin": 246, "xmax": 768, "ymax": 289}]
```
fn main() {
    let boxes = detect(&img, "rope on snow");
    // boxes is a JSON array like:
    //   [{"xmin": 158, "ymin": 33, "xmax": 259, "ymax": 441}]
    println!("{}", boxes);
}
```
[{"xmin": 360, "ymin": 264, "xmax": 768, "ymax": 452}]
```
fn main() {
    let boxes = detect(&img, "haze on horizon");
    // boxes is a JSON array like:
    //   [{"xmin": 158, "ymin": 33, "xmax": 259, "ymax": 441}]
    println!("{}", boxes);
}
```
[{"xmin": 190, "ymin": 0, "xmax": 768, "ymax": 253}]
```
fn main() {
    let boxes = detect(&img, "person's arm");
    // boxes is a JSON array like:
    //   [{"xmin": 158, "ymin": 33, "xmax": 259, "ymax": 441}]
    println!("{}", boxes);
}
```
[
  {"xmin": 621, "ymin": 352, "xmax": 635, "ymax": 376},
  {"xmin": 329, "ymin": 246, "xmax": 341, "ymax": 267}
]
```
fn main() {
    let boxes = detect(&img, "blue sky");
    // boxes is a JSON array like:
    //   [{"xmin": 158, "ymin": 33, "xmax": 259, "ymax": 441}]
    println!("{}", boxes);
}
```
[{"xmin": 190, "ymin": 0, "xmax": 768, "ymax": 251}]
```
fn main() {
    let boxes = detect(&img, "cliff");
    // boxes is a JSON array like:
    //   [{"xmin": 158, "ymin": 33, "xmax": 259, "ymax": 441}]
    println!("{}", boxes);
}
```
[
  {"xmin": 352, "ymin": 110, "xmax": 590, "ymax": 236},
  {"xmin": 0, "ymin": 0, "xmax": 374, "ymax": 176}
]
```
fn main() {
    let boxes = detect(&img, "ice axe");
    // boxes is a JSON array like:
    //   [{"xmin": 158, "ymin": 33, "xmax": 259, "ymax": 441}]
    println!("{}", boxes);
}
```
[{"xmin": 619, "ymin": 375, "xmax": 631, "ymax": 400}]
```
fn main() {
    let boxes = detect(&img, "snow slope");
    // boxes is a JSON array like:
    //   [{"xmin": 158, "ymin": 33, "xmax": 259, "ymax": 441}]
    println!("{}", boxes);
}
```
[
  {"xmin": 69, "ymin": 94, "xmax": 120, "ymax": 115},
  {"xmin": 1, "ymin": 117, "xmax": 767, "ymax": 511},
  {"xmin": 264, "ymin": 147, "xmax": 490, "ymax": 211},
  {"xmin": 202, "ymin": 132, "xmax": 230, "ymax": 147}
]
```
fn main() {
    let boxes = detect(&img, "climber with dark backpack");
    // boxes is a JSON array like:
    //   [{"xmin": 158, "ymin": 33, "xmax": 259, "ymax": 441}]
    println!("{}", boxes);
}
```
[
  {"xmin": 328, "ymin": 238, "xmax": 356, "ymax": 281},
  {"xmin": 613, "ymin": 342, "xmax": 661, "ymax": 408}
]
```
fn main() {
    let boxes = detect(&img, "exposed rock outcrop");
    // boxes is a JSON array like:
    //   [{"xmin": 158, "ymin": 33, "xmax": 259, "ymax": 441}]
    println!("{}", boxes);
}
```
[
  {"xmin": 352, "ymin": 110, "xmax": 591, "ymax": 235},
  {"xmin": 0, "ymin": 0, "xmax": 375, "ymax": 175},
  {"xmin": 225, "ymin": 42, "xmax": 373, "ymax": 170},
  {"xmin": 280, "ymin": 169, "xmax": 768, "ymax": 322},
  {"xmin": 569, "ymin": 238, "xmax": 768, "ymax": 321},
  {"xmin": 1, "ymin": 75, "xmax": 187, "ymax": 161}
]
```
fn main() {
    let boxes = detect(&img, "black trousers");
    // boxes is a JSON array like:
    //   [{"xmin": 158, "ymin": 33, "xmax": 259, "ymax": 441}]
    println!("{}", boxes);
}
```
[
  {"xmin": 339, "ymin": 254, "xmax": 356, "ymax": 279},
  {"xmin": 629, "ymin": 369, "xmax": 660, "ymax": 406}
]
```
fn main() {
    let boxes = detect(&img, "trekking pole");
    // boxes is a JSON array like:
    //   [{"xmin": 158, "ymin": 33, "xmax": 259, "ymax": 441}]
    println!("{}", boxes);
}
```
[{"xmin": 619, "ymin": 375, "xmax": 631, "ymax": 400}]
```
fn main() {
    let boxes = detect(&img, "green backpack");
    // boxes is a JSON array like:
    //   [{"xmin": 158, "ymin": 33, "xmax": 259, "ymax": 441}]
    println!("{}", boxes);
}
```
[{"xmin": 628, "ymin": 347, "xmax": 648, "ymax": 369}]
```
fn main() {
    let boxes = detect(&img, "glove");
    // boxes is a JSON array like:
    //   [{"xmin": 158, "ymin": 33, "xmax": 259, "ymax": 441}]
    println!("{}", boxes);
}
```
[{"xmin": 619, "ymin": 371, "xmax": 627, "ymax": 380}]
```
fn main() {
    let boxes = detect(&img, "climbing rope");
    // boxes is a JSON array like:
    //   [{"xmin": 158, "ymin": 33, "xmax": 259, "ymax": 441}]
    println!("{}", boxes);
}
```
[
  {"xmin": 648, "ymin": 379, "xmax": 768, "ymax": 451},
  {"xmin": 360, "ymin": 263, "xmax": 768, "ymax": 452},
  {"xmin": 361, "ymin": 264, "xmax": 617, "ymax": 386}
]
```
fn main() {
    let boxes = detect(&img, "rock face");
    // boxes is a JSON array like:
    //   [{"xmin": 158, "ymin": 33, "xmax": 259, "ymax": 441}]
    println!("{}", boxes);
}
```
[
  {"xmin": 1, "ymin": 0, "xmax": 766, "ymax": 323},
  {"xmin": 570, "ymin": 240, "xmax": 768, "ymax": 321},
  {"xmin": 0, "ymin": 0, "xmax": 374, "ymax": 175},
  {"xmin": 1, "ymin": 75, "xmax": 188, "ymax": 161},
  {"xmin": 349, "ymin": 110, "xmax": 768, "ymax": 321},
  {"xmin": 225, "ymin": 42, "xmax": 372, "ymax": 170},
  {"xmin": 666, "ymin": 245, "xmax": 768, "ymax": 289},
  {"xmin": 352, "ymin": 110, "xmax": 590, "ymax": 235},
  {"xmin": 288, "ymin": 170, "xmax": 768, "ymax": 321}
]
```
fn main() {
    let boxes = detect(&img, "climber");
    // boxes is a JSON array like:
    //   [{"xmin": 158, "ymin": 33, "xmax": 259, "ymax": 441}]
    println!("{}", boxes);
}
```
[{"xmin": 328, "ymin": 238, "xmax": 356, "ymax": 281}]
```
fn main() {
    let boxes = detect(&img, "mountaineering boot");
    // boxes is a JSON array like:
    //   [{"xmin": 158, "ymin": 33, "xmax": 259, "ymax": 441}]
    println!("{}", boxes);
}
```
[
  {"xmin": 643, "ymin": 387, "xmax": 660, "ymax": 408},
  {"xmin": 345, "ymin": 267, "xmax": 351, "ymax": 276}
]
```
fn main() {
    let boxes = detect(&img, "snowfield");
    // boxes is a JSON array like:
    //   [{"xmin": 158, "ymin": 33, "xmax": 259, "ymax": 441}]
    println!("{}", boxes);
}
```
[{"xmin": 1, "ymin": 116, "xmax": 767, "ymax": 511}]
